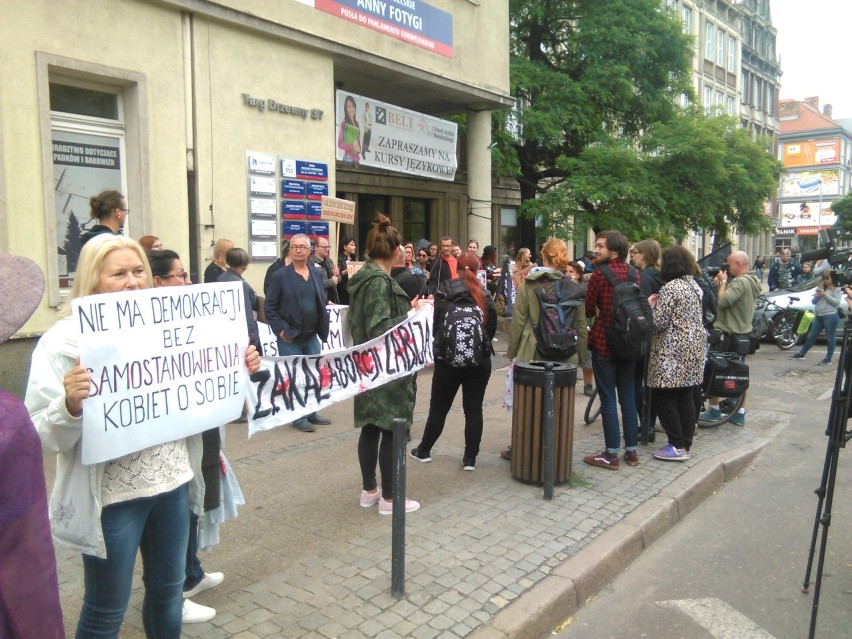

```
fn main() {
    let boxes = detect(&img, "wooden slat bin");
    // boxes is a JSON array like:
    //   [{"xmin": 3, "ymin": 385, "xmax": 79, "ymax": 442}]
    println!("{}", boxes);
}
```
[{"xmin": 510, "ymin": 361, "xmax": 576, "ymax": 484}]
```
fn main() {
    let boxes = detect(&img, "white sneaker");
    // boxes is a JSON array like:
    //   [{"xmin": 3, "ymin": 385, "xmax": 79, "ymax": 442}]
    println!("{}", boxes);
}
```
[
  {"xmin": 182, "ymin": 599, "xmax": 215, "ymax": 623},
  {"xmin": 183, "ymin": 571, "xmax": 224, "ymax": 598}
]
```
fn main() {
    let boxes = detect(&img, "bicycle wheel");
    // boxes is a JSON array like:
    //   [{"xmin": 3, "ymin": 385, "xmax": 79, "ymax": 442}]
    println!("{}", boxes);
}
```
[
  {"xmin": 584, "ymin": 389, "xmax": 601, "ymax": 424},
  {"xmin": 698, "ymin": 391, "xmax": 746, "ymax": 429}
]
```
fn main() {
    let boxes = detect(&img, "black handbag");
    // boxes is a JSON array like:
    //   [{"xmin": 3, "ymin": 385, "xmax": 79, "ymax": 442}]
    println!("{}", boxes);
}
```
[{"xmin": 703, "ymin": 356, "xmax": 749, "ymax": 397}]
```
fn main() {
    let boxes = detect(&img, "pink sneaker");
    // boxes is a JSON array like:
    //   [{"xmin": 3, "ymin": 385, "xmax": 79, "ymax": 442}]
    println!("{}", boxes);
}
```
[
  {"xmin": 378, "ymin": 497, "xmax": 420, "ymax": 515},
  {"xmin": 360, "ymin": 489, "xmax": 381, "ymax": 508}
]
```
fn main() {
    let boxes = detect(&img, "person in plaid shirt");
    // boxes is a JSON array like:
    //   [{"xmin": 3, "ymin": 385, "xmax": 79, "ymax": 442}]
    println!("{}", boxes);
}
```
[{"xmin": 583, "ymin": 231, "xmax": 640, "ymax": 470}]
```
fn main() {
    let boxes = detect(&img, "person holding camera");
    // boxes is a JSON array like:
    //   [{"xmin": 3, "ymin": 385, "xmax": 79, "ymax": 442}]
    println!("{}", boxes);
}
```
[
  {"xmin": 699, "ymin": 251, "xmax": 761, "ymax": 426},
  {"xmin": 789, "ymin": 270, "xmax": 843, "ymax": 366}
]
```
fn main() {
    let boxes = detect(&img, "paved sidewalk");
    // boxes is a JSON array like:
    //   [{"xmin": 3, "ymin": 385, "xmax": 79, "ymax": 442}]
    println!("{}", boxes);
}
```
[{"xmin": 50, "ymin": 340, "xmax": 786, "ymax": 638}]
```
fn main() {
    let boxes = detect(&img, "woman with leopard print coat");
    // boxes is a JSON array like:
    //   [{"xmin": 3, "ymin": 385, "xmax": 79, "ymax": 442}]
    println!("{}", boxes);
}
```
[{"xmin": 646, "ymin": 245, "xmax": 706, "ymax": 462}]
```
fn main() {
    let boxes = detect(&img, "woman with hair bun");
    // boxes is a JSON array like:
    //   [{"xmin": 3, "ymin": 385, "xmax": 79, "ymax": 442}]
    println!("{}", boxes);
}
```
[
  {"xmin": 81, "ymin": 190, "xmax": 128, "ymax": 246},
  {"xmin": 348, "ymin": 214, "xmax": 432, "ymax": 515},
  {"xmin": 410, "ymin": 252, "xmax": 497, "ymax": 470}
]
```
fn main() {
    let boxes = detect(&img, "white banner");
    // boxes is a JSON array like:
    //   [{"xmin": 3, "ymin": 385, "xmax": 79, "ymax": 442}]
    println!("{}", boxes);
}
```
[
  {"xmin": 335, "ymin": 90, "xmax": 457, "ymax": 181},
  {"xmin": 74, "ymin": 283, "xmax": 249, "ymax": 465},
  {"xmin": 257, "ymin": 305, "xmax": 352, "ymax": 356},
  {"xmin": 248, "ymin": 307, "xmax": 434, "ymax": 435}
]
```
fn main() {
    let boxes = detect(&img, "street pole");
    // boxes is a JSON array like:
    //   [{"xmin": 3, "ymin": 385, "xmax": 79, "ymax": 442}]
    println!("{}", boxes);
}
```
[{"xmin": 817, "ymin": 179, "xmax": 823, "ymax": 244}]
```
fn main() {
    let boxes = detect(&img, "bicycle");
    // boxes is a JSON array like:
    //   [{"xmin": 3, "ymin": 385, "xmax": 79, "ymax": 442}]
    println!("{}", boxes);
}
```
[
  {"xmin": 752, "ymin": 294, "xmax": 805, "ymax": 351},
  {"xmin": 582, "ymin": 385, "xmax": 656, "ymax": 443},
  {"xmin": 697, "ymin": 351, "xmax": 747, "ymax": 429},
  {"xmin": 583, "ymin": 387, "xmax": 601, "ymax": 424}
]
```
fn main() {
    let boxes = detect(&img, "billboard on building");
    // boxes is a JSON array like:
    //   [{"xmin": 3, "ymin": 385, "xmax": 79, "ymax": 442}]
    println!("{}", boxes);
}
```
[
  {"xmin": 295, "ymin": 0, "xmax": 453, "ymax": 57},
  {"xmin": 778, "ymin": 201, "xmax": 835, "ymax": 227},
  {"xmin": 780, "ymin": 169, "xmax": 839, "ymax": 197},
  {"xmin": 335, "ymin": 90, "xmax": 458, "ymax": 181},
  {"xmin": 782, "ymin": 138, "xmax": 841, "ymax": 168}
]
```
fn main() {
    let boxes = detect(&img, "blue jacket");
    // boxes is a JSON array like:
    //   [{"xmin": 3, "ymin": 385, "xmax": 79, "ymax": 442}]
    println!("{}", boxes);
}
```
[{"xmin": 264, "ymin": 263, "xmax": 330, "ymax": 342}]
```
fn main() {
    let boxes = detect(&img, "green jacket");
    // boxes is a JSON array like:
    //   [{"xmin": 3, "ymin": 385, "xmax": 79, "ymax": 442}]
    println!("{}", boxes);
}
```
[
  {"xmin": 508, "ymin": 266, "xmax": 581, "ymax": 363},
  {"xmin": 348, "ymin": 261, "xmax": 415, "ymax": 430},
  {"xmin": 715, "ymin": 272, "xmax": 762, "ymax": 334}
]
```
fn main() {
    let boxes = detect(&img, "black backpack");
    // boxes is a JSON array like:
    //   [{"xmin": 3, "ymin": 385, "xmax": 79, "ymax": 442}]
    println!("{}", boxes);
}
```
[
  {"xmin": 437, "ymin": 302, "xmax": 487, "ymax": 367},
  {"xmin": 599, "ymin": 264, "xmax": 654, "ymax": 361},
  {"xmin": 532, "ymin": 276, "xmax": 584, "ymax": 360}
]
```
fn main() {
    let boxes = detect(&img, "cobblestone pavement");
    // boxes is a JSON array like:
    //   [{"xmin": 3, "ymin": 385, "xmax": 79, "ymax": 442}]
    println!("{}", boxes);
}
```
[{"xmin": 51, "ymin": 344, "xmax": 787, "ymax": 638}]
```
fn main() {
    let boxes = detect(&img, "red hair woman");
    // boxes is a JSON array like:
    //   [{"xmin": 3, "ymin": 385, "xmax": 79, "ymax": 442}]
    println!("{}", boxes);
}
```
[{"xmin": 410, "ymin": 253, "xmax": 497, "ymax": 470}]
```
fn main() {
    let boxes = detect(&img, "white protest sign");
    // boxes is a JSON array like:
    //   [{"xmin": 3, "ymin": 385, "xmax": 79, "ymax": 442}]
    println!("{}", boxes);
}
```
[
  {"xmin": 257, "ymin": 305, "xmax": 352, "ymax": 357},
  {"xmin": 248, "ymin": 306, "xmax": 433, "ymax": 435},
  {"xmin": 74, "ymin": 282, "xmax": 249, "ymax": 465}
]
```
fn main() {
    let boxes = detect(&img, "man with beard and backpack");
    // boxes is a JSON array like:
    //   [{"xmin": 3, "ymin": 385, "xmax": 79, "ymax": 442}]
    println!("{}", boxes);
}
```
[{"xmin": 584, "ymin": 231, "xmax": 652, "ymax": 470}]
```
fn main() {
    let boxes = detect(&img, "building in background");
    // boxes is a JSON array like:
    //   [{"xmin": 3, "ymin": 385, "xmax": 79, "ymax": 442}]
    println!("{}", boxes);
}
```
[
  {"xmin": 777, "ymin": 97, "xmax": 852, "ymax": 253},
  {"xmin": 0, "ymin": 0, "xmax": 513, "ymax": 392},
  {"xmin": 666, "ymin": 0, "xmax": 780, "ymax": 260},
  {"xmin": 737, "ymin": 0, "xmax": 781, "ymax": 261}
]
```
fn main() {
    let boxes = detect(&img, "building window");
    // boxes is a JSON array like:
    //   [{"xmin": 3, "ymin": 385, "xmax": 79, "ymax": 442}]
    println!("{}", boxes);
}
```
[
  {"xmin": 704, "ymin": 21, "xmax": 715, "ymax": 60},
  {"xmin": 682, "ymin": 6, "xmax": 692, "ymax": 34},
  {"xmin": 500, "ymin": 207, "xmax": 518, "ymax": 260},
  {"xmin": 665, "ymin": 0, "xmax": 676, "ymax": 9},
  {"xmin": 703, "ymin": 85, "xmax": 714, "ymax": 112},
  {"xmin": 726, "ymin": 96, "xmax": 735, "ymax": 116},
  {"xmin": 717, "ymin": 28, "xmax": 725, "ymax": 65},
  {"xmin": 505, "ymin": 97, "xmax": 523, "ymax": 142},
  {"xmin": 728, "ymin": 35, "xmax": 736, "ymax": 72},
  {"xmin": 716, "ymin": 90, "xmax": 724, "ymax": 107},
  {"xmin": 50, "ymin": 81, "xmax": 126, "ymax": 290},
  {"xmin": 402, "ymin": 198, "xmax": 430, "ymax": 245},
  {"xmin": 356, "ymin": 194, "xmax": 390, "ymax": 253}
]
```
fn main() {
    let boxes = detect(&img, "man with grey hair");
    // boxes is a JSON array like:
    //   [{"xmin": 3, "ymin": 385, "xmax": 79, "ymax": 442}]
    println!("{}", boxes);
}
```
[
  {"xmin": 218, "ymin": 247, "xmax": 261, "ymax": 353},
  {"xmin": 264, "ymin": 234, "xmax": 332, "ymax": 432}
]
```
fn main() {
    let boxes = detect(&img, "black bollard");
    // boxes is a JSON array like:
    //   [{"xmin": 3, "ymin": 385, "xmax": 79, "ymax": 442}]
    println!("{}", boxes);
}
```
[
  {"xmin": 542, "ymin": 362, "xmax": 555, "ymax": 500},
  {"xmin": 391, "ymin": 417, "xmax": 408, "ymax": 598}
]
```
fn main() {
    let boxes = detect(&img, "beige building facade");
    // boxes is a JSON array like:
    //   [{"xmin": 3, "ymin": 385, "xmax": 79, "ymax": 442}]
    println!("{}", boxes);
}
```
[{"xmin": 0, "ymin": 0, "xmax": 513, "ymax": 391}]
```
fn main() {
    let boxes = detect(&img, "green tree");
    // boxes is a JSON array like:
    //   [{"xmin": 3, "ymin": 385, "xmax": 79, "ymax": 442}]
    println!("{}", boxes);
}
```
[
  {"xmin": 498, "ymin": 0, "xmax": 779, "ymax": 247},
  {"xmin": 63, "ymin": 210, "xmax": 82, "ymax": 274},
  {"xmin": 830, "ymin": 193, "xmax": 852, "ymax": 237}
]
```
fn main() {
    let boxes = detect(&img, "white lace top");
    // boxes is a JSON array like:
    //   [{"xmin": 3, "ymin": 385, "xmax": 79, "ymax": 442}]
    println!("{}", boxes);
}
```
[{"xmin": 101, "ymin": 439, "xmax": 193, "ymax": 506}]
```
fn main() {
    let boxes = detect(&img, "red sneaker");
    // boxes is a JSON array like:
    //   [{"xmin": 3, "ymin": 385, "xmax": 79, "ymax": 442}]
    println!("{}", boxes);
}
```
[
  {"xmin": 624, "ymin": 450, "xmax": 640, "ymax": 466},
  {"xmin": 583, "ymin": 451, "xmax": 620, "ymax": 470}
]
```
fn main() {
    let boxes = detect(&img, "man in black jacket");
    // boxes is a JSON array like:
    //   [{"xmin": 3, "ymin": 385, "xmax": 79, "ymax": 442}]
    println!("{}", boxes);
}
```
[{"xmin": 264, "ymin": 234, "xmax": 331, "ymax": 432}]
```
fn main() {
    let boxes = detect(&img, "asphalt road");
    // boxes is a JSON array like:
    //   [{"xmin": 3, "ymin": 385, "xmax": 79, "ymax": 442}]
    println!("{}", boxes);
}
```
[{"xmin": 555, "ymin": 341, "xmax": 852, "ymax": 639}]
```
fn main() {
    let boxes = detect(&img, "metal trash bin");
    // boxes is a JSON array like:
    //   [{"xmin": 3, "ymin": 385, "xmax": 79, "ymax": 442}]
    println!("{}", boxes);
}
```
[{"xmin": 510, "ymin": 361, "xmax": 577, "ymax": 484}]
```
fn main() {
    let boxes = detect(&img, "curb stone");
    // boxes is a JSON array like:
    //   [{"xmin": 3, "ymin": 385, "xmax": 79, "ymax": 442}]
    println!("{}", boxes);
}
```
[{"xmin": 468, "ymin": 437, "xmax": 771, "ymax": 639}]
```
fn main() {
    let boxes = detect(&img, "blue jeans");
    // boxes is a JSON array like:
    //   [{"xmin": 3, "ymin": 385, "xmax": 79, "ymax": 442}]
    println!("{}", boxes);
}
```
[
  {"xmin": 799, "ymin": 312, "xmax": 839, "ymax": 360},
  {"xmin": 277, "ymin": 334, "xmax": 322, "ymax": 424},
  {"xmin": 184, "ymin": 511, "xmax": 204, "ymax": 591},
  {"xmin": 76, "ymin": 484, "xmax": 189, "ymax": 639},
  {"xmin": 592, "ymin": 351, "xmax": 638, "ymax": 454}
]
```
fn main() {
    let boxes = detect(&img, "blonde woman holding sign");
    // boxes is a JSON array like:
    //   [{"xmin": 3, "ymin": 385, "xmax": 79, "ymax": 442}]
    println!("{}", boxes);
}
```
[{"xmin": 25, "ymin": 235, "xmax": 260, "ymax": 639}]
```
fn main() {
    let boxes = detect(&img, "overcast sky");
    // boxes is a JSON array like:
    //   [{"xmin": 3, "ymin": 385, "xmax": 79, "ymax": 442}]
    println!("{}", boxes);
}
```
[{"xmin": 772, "ymin": 0, "xmax": 852, "ymax": 119}]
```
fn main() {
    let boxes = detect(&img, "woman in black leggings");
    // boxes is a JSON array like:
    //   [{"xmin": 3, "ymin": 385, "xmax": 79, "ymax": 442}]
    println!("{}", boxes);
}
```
[{"xmin": 410, "ymin": 252, "xmax": 497, "ymax": 470}]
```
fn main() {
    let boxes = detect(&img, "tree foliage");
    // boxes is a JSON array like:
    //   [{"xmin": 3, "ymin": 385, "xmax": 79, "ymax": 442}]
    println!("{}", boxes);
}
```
[
  {"xmin": 497, "ymin": 0, "xmax": 781, "ymax": 244},
  {"xmin": 830, "ymin": 193, "xmax": 852, "ymax": 237}
]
